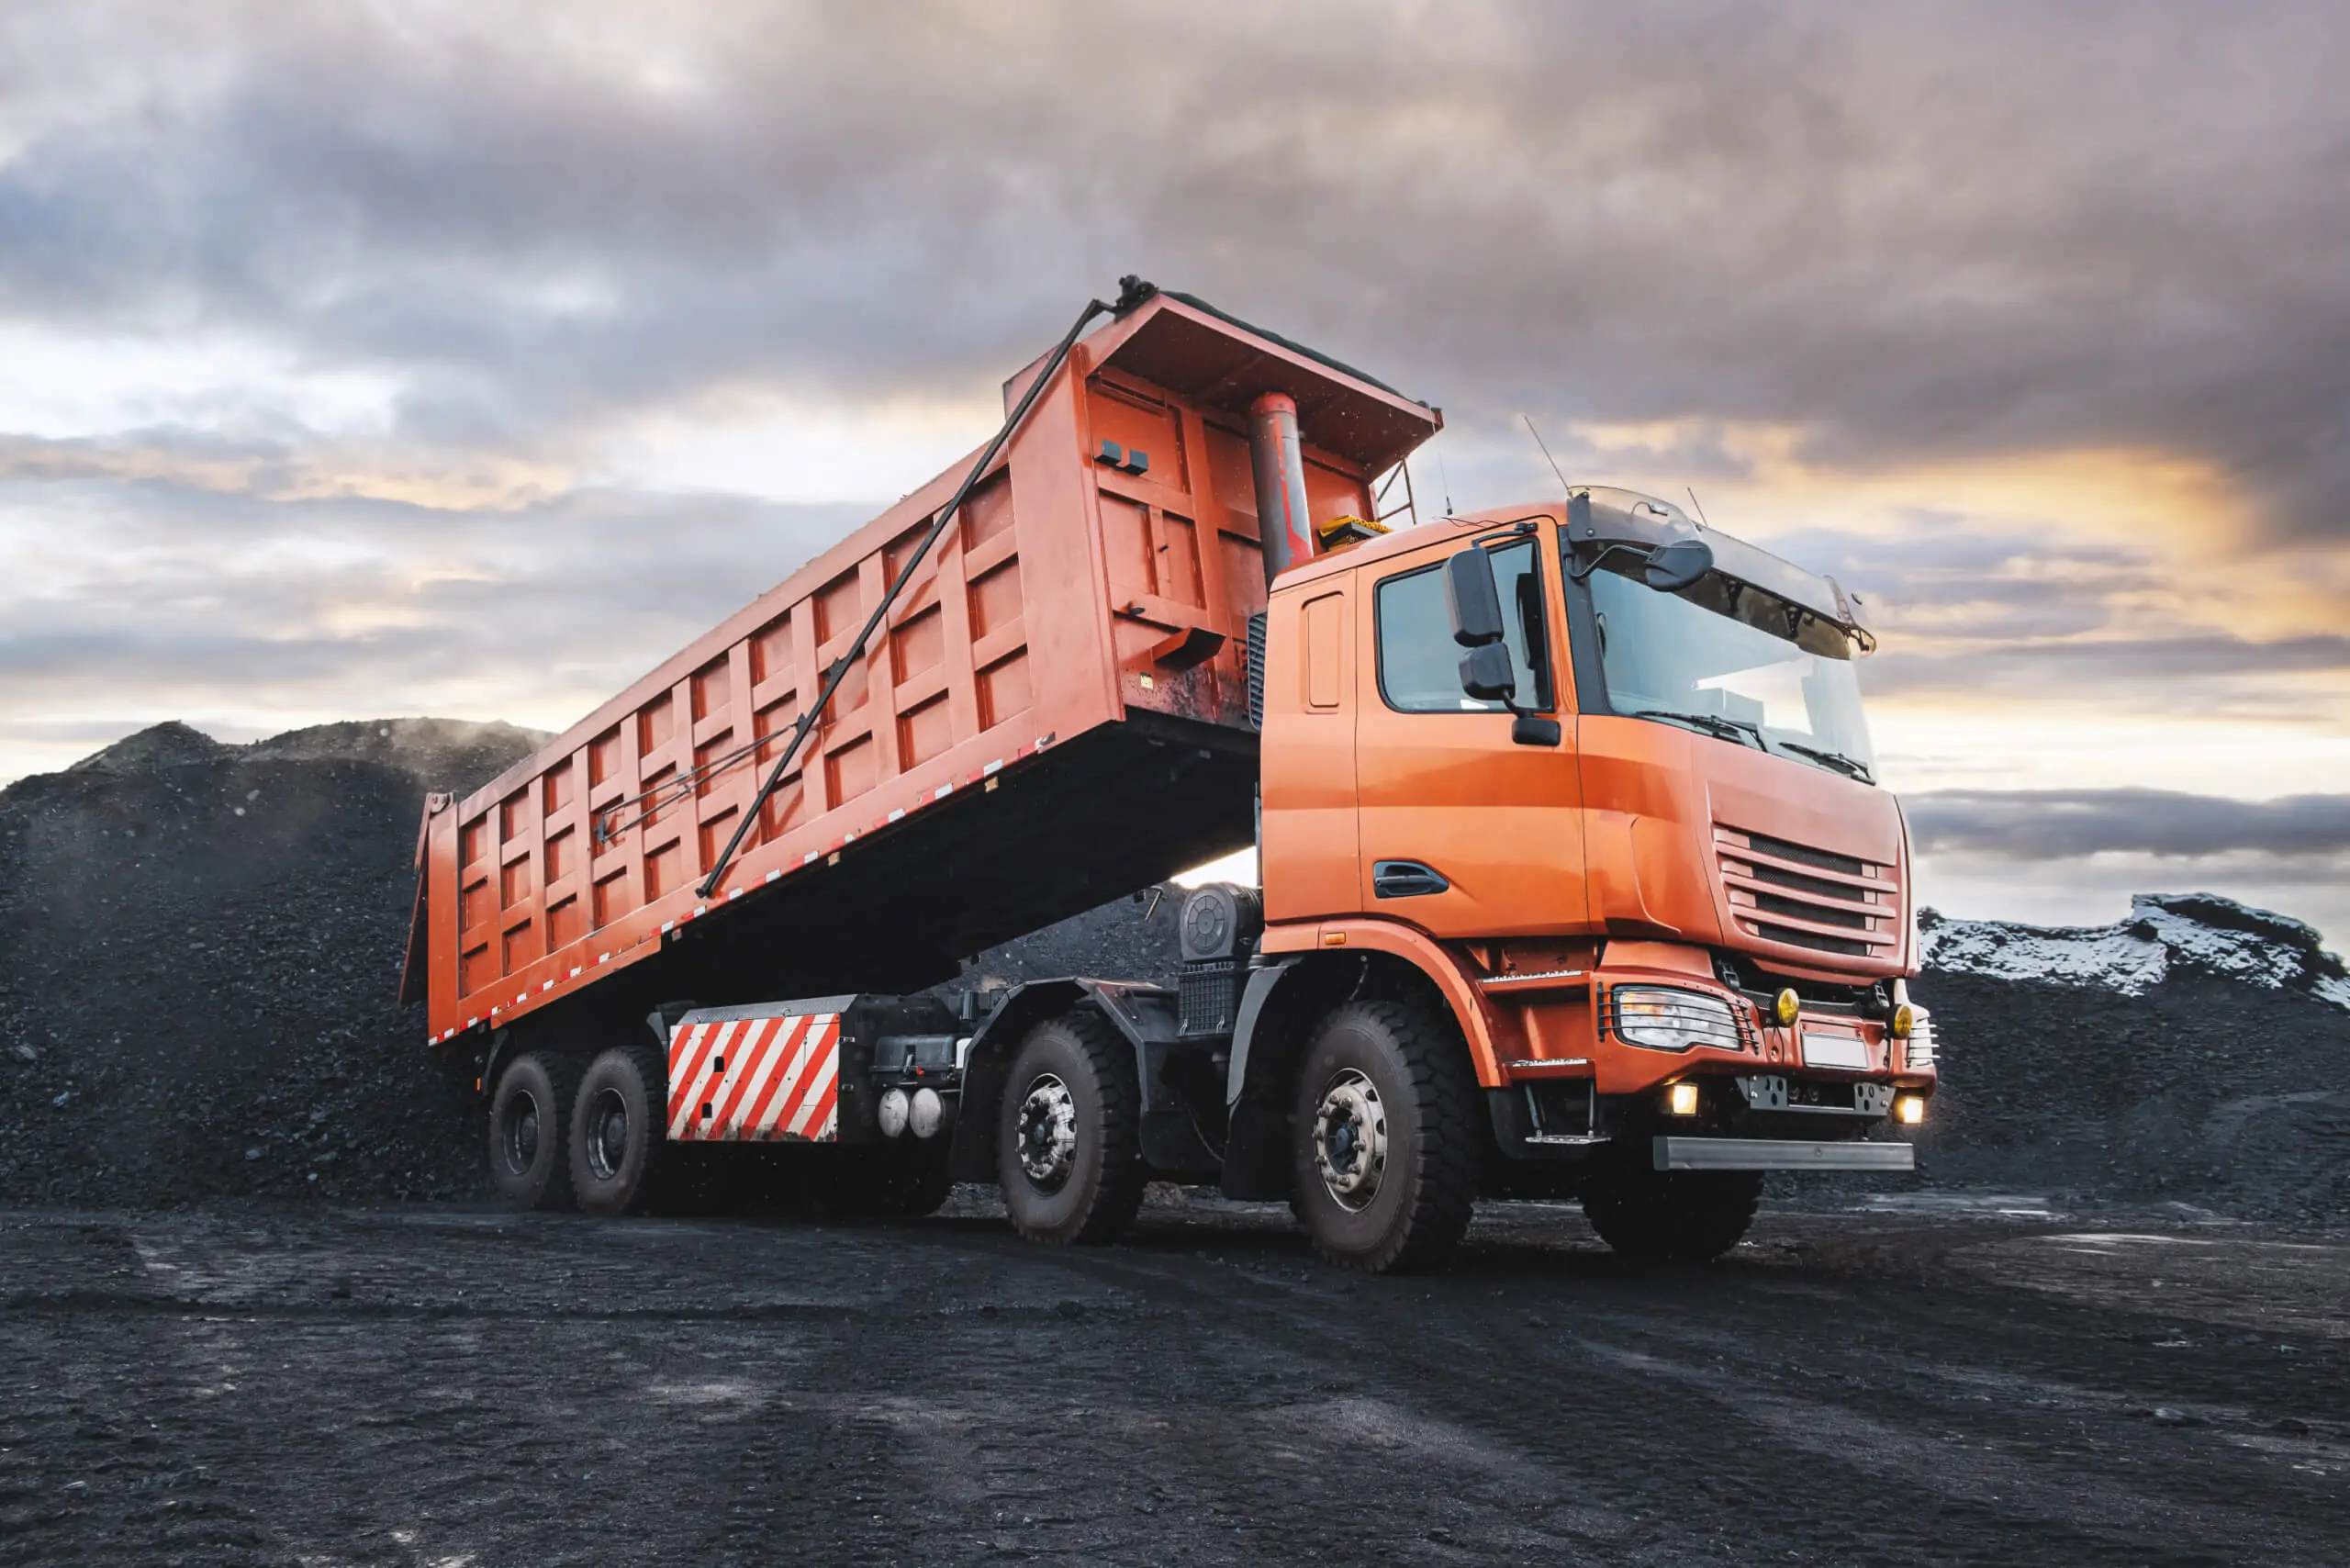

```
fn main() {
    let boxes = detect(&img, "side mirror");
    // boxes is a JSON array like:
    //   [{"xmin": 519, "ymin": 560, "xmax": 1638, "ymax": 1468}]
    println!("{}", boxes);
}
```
[
  {"xmin": 1445, "ymin": 548, "xmax": 1505, "ymax": 647},
  {"xmin": 1459, "ymin": 642, "xmax": 1516, "ymax": 702},
  {"xmin": 1643, "ymin": 538, "xmax": 1715, "ymax": 593}
]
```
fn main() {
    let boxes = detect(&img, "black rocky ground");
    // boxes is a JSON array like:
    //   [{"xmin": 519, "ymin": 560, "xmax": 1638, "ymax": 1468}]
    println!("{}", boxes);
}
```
[
  {"xmin": 2, "ymin": 718, "xmax": 2345, "ymax": 1226},
  {"xmin": 1, "ymin": 1199, "xmax": 2344, "ymax": 1565}
]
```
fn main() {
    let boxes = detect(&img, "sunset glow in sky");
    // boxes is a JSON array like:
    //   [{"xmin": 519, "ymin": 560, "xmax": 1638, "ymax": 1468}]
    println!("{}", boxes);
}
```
[{"xmin": 4, "ymin": 2, "xmax": 2345, "ymax": 937}]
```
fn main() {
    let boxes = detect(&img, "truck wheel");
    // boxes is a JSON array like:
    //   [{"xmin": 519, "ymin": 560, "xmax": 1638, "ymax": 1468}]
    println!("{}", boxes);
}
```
[
  {"xmin": 997, "ymin": 1013, "xmax": 1143, "ymax": 1245},
  {"xmin": 488, "ymin": 1051, "xmax": 581, "ymax": 1212},
  {"xmin": 1290, "ymin": 999, "xmax": 1478, "ymax": 1274},
  {"xmin": 567, "ymin": 1045, "xmax": 668, "ymax": 1217},
  {"xmin": 1581, "ymin": 1169, "xmax": 1762, "ymax": 1261}
]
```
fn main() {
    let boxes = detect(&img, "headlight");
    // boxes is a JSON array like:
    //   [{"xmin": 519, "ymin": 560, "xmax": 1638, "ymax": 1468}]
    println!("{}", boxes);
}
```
[{"xmin": 1609, "ymin": 986, "xmax": 1745, "ymax": 1052}]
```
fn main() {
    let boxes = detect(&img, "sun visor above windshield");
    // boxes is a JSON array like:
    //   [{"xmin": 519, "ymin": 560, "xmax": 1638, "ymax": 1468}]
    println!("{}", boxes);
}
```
[{"xmin": 1565, "ymin": 487, "xmax": 1874, "ymax": 644}]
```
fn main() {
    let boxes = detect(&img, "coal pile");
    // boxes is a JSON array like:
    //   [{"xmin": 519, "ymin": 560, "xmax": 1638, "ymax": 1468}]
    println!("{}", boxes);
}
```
[
  {"xmin": 958, "ymin": 883, "xmax": 1186, "ymax": 989},
  {"xmin": 0, "ymin": 720, "xmax": 542, "ymax": 1207},
  {"xmin": 1906, "ymin": 969, "xmax": 2350, "ymax": 1223}
]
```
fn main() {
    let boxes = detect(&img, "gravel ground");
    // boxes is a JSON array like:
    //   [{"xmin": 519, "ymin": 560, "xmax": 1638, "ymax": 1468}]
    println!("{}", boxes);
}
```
[{"xmin": 0, "ymin": 1195, "xmax": 2342, "ymax": 1565}]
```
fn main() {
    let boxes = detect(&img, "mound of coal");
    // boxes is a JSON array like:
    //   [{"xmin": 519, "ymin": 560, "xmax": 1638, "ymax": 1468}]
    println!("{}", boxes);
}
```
[
  {"xmin": 958, "ymin": 884, "xmax": 1187, "ymax": 989},
  {"xmin": 0, "ymin": 720, "xmax": 543, "ymax": 1208},
  {"xmin": 1908, "ymin": 972, "xmax": 2349, "ymax": 1226}
]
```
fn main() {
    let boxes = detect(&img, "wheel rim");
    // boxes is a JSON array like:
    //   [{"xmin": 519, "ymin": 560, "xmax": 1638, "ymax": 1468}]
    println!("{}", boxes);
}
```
[
  {"xmin": 1313, "ymin": 1069, "xmax": 1387, "ymax": 1212},
  {"xmin": 1013, "ymin": 1072, "xmax": 1079, "ymax": 1193},
  {"xmin": 498, "ymin": 1088, "xmax": 541, "ymax": 1175},
  {"xmin": 584, "ymin": 1085, "xmax": 631, "ymax": 1181}
]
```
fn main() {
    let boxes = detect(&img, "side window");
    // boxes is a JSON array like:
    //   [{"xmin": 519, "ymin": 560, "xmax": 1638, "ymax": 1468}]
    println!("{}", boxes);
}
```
[{"xmin": 1375, "ymin": 540, "xmax": 1553, "ymax": 712}]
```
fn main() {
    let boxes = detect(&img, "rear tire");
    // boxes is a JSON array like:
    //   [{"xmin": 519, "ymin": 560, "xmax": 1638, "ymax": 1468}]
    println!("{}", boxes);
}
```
[
  {"xmin": 997, "ymin": 1013, "xmax": 1144, "ymax": 1245},
  {"xmin": 1290, "ymin": 999, "xmax": 1478, "ymax": 1274},
  {"xmin": 1581, "ymin": 1169, "xmax": 1762, "ymax": 1261},
  {"xmin": 568, "ymin": 1045, "xmax": 669, "ymax": 1216},
  {"xmin": 488, "ymin": 1051, "xmax": 581, "ymax": 1212}
]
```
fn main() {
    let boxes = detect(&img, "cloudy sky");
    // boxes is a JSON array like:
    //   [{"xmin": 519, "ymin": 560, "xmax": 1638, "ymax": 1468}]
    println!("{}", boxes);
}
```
[{"xmin": 4, "ymin": 1, "xmax": 2346, "ymax": 939}]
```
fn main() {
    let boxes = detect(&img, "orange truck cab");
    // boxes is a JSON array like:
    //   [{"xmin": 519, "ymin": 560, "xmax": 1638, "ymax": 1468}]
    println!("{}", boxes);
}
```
[
  {"xmin": 415, "ymin": 280, "xmax": 1930, "ymax": 1274},
  {"xmin": 1212, "ymin": 484, "xmax": 1933, "ymax": 1265}
]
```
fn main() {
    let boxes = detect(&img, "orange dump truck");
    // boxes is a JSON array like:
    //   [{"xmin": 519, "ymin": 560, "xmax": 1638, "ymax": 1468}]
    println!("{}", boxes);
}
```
[{"xmin": 404, "ymin": 279, "xmax": 1935, "ymax": 1271}]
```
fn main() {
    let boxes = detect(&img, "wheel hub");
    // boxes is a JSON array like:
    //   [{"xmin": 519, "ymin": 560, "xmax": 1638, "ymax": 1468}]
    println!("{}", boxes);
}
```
[
  {"xmin": 1313, "ymin": 1069, "xmax": 1387, "ymax": 1212},
  {"xmin": 1013, "ymin": 1073, "xmax": 1079, "ymax": 1192},
  {"xmin": 499, "ymin": 1089, "xmax": 542, "ymax": 1174},
  {"xmin": 585, "ymin": 1086, "xmax": 630, "ymax": 1180}
]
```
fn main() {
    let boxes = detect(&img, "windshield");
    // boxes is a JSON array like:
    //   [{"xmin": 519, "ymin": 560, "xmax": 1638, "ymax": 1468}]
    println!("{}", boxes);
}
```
[{"xmin": 1583, "ymin": 558, "xmax": 1877, "ymax": 781}]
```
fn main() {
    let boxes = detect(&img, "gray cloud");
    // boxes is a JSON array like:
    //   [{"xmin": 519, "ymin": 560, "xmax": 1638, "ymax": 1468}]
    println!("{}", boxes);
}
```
[
  {"xmin": 1865, "ymin": 633, "xmax": 2350, "ymax": 701},
  {"xmin": 1, "ymin": 3, "xmax": 2346, "ymax": 540},
  {"xmin": 1908, "ymin": 789, "xmax": 2350, "ymax": 861}
]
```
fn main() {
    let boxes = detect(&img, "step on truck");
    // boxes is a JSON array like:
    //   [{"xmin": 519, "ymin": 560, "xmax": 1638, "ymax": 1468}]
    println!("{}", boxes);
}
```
[{"xmin": 402, "ymin": 278, "xmax": 1937, "ymax": 1271}]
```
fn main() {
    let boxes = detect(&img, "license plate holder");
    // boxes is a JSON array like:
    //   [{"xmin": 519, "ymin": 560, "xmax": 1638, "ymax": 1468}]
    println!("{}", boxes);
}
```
[{"xmin": 1800, "ymin": 1030, "xmax": 1871, "ymax": 1071}]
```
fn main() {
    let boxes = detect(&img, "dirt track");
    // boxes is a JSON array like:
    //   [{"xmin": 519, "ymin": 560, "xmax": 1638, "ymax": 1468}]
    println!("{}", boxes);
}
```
[{"xmin": 2, "ymin": 1194, "xmax": 2343, "ymax": 1566}]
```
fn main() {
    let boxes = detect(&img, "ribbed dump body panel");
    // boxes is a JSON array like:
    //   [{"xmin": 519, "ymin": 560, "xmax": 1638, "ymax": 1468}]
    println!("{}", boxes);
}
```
[
  {"xmin": 1713, "ymin": 824, "xmax": 1903, "ymax": 961},
  {"xmin": 409, "ymin": 294, "xmax": 1440, "ymax": 1045}
]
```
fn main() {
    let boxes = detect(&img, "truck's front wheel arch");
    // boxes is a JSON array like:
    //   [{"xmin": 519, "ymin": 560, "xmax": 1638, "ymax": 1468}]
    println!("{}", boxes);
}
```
[{"xmin": 1221, "ymin": 949, "xmax": 1471, "ymax": 1202}]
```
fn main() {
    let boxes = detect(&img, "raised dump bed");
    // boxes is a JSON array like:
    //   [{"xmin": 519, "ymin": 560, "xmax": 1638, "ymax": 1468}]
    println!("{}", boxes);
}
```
[{"xmin": 403, "ymin": 288, "xmax": 1441, "ymax": 1051}]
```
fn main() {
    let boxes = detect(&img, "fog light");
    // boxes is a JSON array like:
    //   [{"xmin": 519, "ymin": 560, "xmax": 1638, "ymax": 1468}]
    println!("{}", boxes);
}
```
[
  {"xmin": 1774, "ymin": 988, "xmax": 1801, "ymax": 1027},
  {"xmin": 1890, "ymin": 1002, "xmax": 1916, "ymax": 1039},
  {"xmin": 1666, "ymin": 1081, "xmax": 1701, "ymax": 1117},
  {"xmin": 1894, "ymin": 1093, "xmax": 1926, "ymax": 1126}
]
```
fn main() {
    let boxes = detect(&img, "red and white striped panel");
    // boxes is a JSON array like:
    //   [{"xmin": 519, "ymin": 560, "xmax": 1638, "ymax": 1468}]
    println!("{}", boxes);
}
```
[{"xmin": 666, "ymin": 1012, "xmax": 842, "ymax": 1143}]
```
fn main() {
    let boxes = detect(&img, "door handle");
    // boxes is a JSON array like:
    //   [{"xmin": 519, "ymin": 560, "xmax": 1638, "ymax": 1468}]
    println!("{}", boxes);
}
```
[{"xmin": 1372, "ymin": 860, "xmax": 1451, "ymax": 899}]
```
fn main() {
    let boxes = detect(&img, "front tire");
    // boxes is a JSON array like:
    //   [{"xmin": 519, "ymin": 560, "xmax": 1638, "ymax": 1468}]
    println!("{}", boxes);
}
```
[
  {"xmin": 488, "ymin": 1051, "xmax": 581, "ymax": 1212},
  {"xmin": 568, "ymin": 1045, "xmax": 668, "ymax": 1216},
  {"xmin": 1581, "ymin": 1168, "xmax": 1762, "ymax": 1261},
  {"xmin": 996, "ymin": 1013, "xmax": 1143, "ymax": 1245},
  {"xmin": 1290, "ymin": 999, "xmax": 1478, "ymax": 1273}
]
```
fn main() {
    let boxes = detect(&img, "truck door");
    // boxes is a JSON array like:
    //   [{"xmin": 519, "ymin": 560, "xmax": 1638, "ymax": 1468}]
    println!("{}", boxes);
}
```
[
  {"xmin": 1259, "ymin": 581, "xmax": 1361, "ymax": 923},
  {"xmin": 1353, "ymin": 529, "xmax": 1587, "ymax": 935}
]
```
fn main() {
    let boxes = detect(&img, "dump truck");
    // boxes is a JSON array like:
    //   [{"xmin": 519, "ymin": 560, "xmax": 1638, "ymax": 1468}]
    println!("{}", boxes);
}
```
[{"xmin": 402, "ymin": 277, "xmax": 1936, "ymax": 1271}]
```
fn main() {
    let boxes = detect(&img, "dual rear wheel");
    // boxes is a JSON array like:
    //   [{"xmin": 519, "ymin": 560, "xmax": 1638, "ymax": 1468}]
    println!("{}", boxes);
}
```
[
  {"xmin": 488, "ymin": 1045, "xmax": 953, "ymax": 1218},
  {"xmin": 487, "ymin": 1046, "xmax": 666, "ymax": 1215}
]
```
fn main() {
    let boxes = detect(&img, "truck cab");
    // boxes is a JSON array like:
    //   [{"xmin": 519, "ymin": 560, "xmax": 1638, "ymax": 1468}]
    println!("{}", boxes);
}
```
[{"xmin": 1219, "ymin": 484, "xmax": 1931, "ymax": 1262}]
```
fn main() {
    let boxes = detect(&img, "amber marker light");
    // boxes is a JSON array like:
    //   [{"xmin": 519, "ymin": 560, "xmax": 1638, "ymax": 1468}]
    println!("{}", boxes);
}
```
[
  {"xmin": 1894, "ymin": 1094, "xmax": 1926, "ymax": 1126},
  {"xmin": 1774, "ymin": 988, "xmax": 1800, "ymax": 1027},
  {"xmin": 1890, "ymin": 1002, "xmax": 1916, "ymax": 1038},
  {"xmin": 1666, "ymin": 1081, "xmax": 1701, "ymax": 1116}
]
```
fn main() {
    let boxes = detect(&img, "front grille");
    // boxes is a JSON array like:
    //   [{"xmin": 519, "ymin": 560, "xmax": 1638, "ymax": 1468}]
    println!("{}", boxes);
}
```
[
  {"xmin": 1753, "ymin": 891, "xmax": 1870, "ymax": 930},
  {"xmin": 1715, "ymin": 824, "xmax": 1900, "ymax": 961}
]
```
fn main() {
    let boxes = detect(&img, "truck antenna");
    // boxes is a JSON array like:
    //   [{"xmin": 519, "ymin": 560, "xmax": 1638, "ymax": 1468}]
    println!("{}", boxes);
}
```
[
  {"xmin": 1435, "ymin": 446, "xmax": 1456, "ymax": 517},
  {"xmin": 1523, "ymin": 414, "xmax": 1571, "ymax": 499},
  {"xmin": 1686, "ymin": 487, "xmax": 1713, "ymax": 529}
]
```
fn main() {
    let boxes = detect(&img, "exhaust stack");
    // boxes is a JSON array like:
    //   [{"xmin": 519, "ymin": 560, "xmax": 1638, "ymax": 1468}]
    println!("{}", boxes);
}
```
[{"xmin": 1248, "ymin": 391, "xmax": 1315, "ymax": 586}]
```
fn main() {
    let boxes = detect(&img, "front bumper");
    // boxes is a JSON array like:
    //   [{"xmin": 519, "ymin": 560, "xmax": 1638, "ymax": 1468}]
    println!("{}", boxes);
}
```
[{"xmin": 1653, "ymin": 1136, "xmax": 1914, "ymax": 1172}]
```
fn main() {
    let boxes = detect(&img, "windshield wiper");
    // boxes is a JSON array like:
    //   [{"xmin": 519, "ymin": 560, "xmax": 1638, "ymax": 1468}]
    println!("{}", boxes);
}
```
[
  {"xmin": 1623, "ymin": 709, "xmax": 1765, "ymax": 750},
  {"xmin": 1776, "ymin": 740, "xmax": 1875, "ymax": 783}
]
